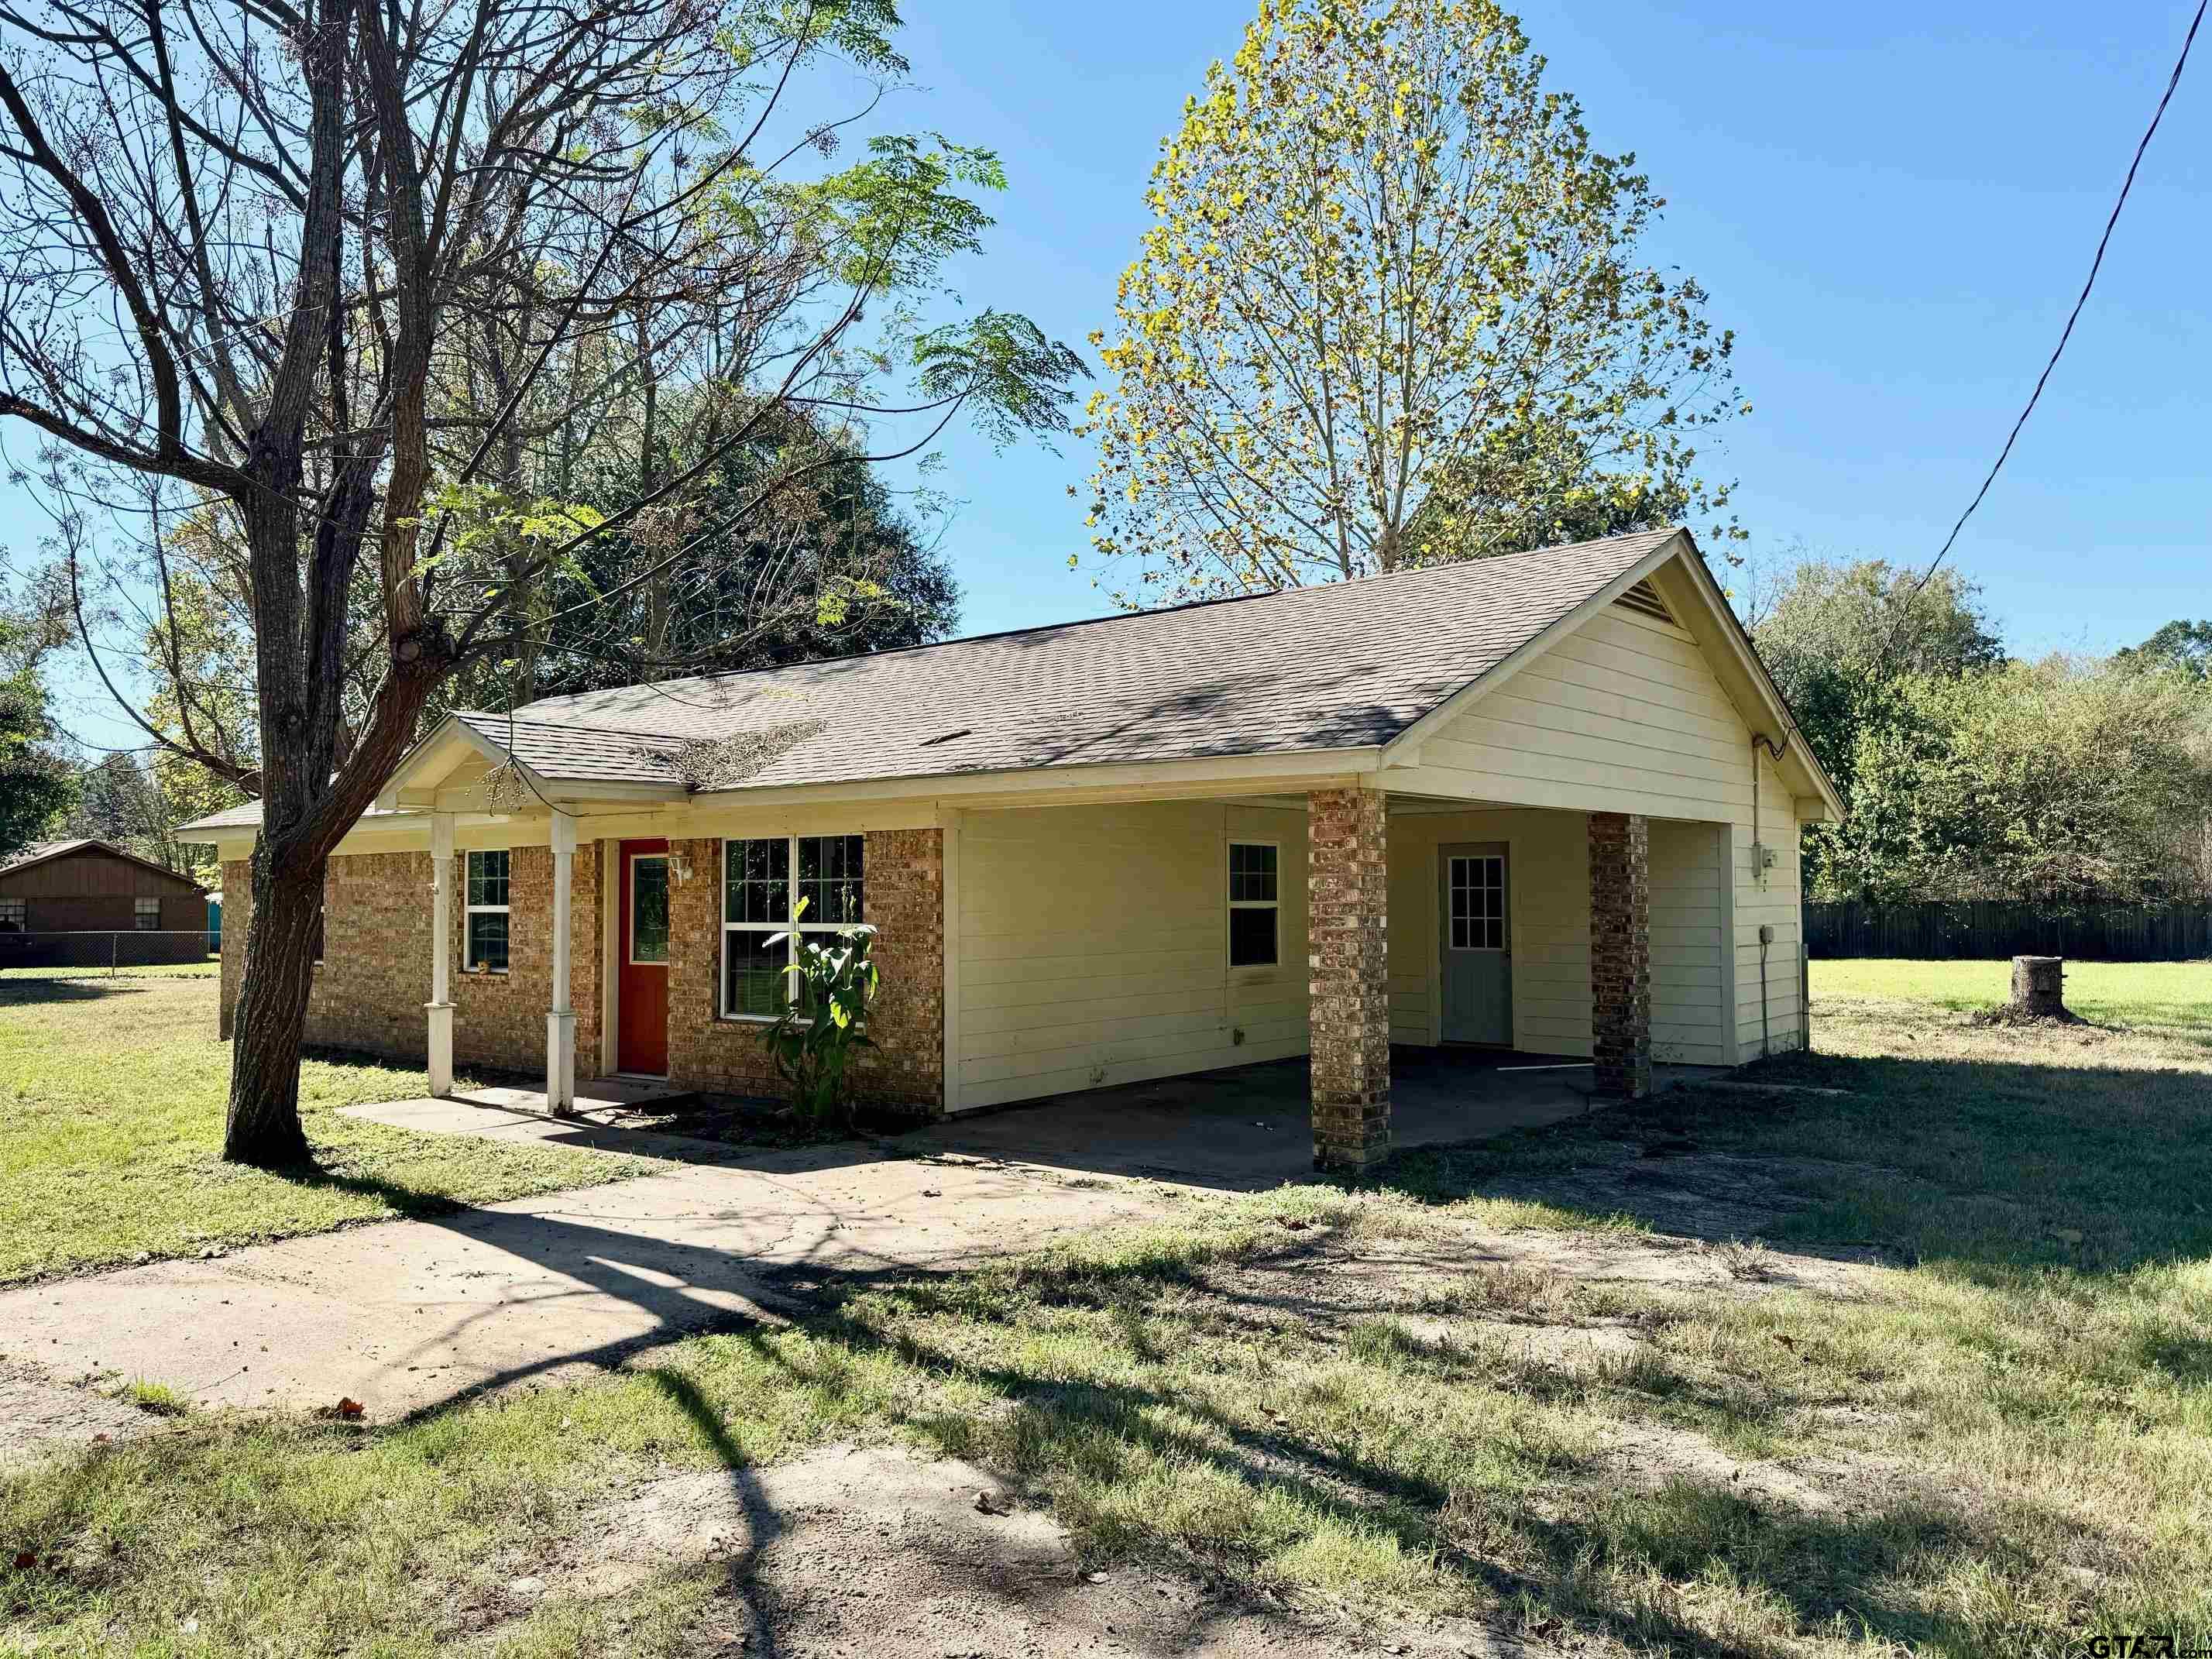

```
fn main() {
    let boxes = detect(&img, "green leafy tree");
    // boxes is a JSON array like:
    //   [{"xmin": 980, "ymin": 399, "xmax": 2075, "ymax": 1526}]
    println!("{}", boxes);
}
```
[
  {"xmin": 1746, "ymin": 557, "xmax": 2004, "ymax": 789},
  {"xmin": 0, "ymin": 0, "xmax": 1080, "ymax": 1163},
  {"xmin": 2117, "ymin": 620, "xmax": 2212, "ymax": 683},
  {"xmin": 0, "ymin": 578, "xmax": 75, "ymax": 860},
  {"xmin": 1815, "ymin": 658, "xmax": 2212, "ymax": 904},
  {"xmin": 1079, "ymin": 0, "xmax": 1743, "ymax": 605}
]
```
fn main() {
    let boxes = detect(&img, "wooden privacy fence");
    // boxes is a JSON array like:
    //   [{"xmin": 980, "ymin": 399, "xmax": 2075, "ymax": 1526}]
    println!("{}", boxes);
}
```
[{"xmin": 1806, "ymin": 901, "xmax": 2212, "ymax": 962}]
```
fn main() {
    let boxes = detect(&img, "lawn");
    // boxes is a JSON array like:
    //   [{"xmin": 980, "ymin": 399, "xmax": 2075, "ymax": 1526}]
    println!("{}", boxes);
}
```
[
  {"xmin": 6, "ymin": 960, "xmax": 2212, "ymax": 1656},
  {"xmin": 0, "ymin": 974, "xmax": 662, "ymax": 1283}
]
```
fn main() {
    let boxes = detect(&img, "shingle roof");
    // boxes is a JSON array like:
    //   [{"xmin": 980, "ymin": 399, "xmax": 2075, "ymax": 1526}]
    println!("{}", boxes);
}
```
[
  {"xmin": 1, "ymin": 837, "xmax": 208, "ymax": 889},
  {"xmin": 503, "ymin": 527, "xmax": 1681, "ymax": 793},
  {"xmin": 180, "ymin": 527, "xmax": 1689, "ymax": 832},
  {"xmin": 1, "ymin": 840, "xmax": 77, "ymax": 869}
]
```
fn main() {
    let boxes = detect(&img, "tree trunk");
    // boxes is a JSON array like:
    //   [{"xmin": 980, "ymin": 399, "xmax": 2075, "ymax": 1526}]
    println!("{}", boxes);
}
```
[{"xmin": 222, "ymin": 842, "xmax": 327, "ymax": 1166}]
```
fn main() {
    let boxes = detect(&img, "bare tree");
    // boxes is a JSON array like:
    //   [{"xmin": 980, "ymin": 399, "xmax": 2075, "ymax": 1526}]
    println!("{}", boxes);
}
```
[{"xmin": 0, "ymin": 0, "xmax": 1080, "ymax": 1163}]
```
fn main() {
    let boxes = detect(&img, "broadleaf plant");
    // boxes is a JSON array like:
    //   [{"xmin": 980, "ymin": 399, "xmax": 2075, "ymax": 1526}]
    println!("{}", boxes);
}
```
[{"xmin": 764, "ymin": 897, "xmax": 881, "ymax": 1128}]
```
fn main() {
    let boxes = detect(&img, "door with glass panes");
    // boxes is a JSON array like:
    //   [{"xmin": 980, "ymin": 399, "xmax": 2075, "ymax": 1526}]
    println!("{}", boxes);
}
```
[
  {"xmin": 618, "ymin": 839, "xmax": 671, "ymax": 1075},
  {"xmin": 1439, "ymin": 843, "xmax": 1510, "ymax": 1045}
]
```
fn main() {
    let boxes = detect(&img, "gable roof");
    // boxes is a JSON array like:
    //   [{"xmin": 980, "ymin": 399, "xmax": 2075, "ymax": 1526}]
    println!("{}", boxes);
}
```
[
  {"xmin": 180, "ymin": 527, "xmax": 1843, "ymax": 834},
  {"xmin": 0, "ymin": 837, "xmax": 208, "ymax": 891},
  {"xmin": 471, "ymin": 526, "xmax": 1686, "ymax": 790}
]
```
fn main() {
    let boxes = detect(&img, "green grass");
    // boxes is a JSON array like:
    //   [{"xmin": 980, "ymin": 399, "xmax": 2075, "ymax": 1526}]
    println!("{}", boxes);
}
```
[
  {"xmin": 7, "ymin": 960, "xmax": 2212, "ymax": 1656},
  {"xmin": 0, "ymin": 976, "xmax": 661, "ymax": 1283},
  {"xmin": 0, "ymin": 959, "xmax": 219, "ymax": 981},
  {"xmin": 1811, "ymin": 957, "xmax": 2212, "ymax": 1038}
]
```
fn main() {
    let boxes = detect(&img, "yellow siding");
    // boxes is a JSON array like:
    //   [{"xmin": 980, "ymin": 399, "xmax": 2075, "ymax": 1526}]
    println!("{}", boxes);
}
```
[
  {"xmin": 1649, "ymin": 818, "xmax": 1731, "ymax": 1065},
  {"xmin": 1413, "ymin": 603, "xmax": 1805, "ymax": 1064},
  {"xmin": 951, "ymin": 799, "xmax": 1308, "ymax": 1111},
  {"xmin": 1735, "ymin": 748, "xmax": 1806, "ymax": 1059},
  {"xmin": 1385, "ymin": 809, "xmax": 1589, "ymax": 1054}
]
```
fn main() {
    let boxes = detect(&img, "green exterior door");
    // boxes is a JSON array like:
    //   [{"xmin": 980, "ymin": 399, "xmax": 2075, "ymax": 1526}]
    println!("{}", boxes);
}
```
[{"xmin": 1441, "ymin": 844, "xmax": 1511, "ymax": 1045}]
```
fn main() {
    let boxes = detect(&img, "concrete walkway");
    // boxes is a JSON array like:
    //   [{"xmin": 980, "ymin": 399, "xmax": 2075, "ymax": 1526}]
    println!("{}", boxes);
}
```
[
  {"xmin": 2, "ymin": 1104, "xmax": 1164, "ymax": 1420},
  {"xmin": 5, "ymin": 1051, "xmax": 1707, "ymax": 1424}
]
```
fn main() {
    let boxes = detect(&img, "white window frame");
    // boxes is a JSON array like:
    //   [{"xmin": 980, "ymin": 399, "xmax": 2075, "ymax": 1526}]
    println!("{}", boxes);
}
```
[
  {"xmin": 134, "ymin": 896, "xmax": 161, "ymax": 931},
  {"xmin": 1227, "ymin": 839, "xmax": 1280, "ymax": 970},
  {"xmin": 720, "ymin": 835, "xmax": 865, "ymax": 1022},
  {"xmin": 464, "ymin": 848, "xmax": 511, "ymax": 974}
]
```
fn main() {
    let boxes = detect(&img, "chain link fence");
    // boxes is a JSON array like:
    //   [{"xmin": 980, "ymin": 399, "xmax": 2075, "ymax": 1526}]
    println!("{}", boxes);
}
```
[{"xmin": 0, "ymin": 930, "xmax": 219, "ymax": 980}]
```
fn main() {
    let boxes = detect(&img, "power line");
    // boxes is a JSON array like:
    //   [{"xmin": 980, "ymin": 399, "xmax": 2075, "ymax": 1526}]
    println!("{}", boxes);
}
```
[{"xmin": 1895, "ymin": 0, "xmax": 2205, "ymax": 627}]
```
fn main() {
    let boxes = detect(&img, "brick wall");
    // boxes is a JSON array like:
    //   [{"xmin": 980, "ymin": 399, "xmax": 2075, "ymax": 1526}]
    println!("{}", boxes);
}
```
[
  {"xmin": 221, "ymin": 827, "xmax": 939, "ymax": 1110},
  {"xmin": 665, "ymin": 836, "xmax": 782, "ymax": 1097},
  {"xmin": 1589, "ymin": 811, "xmax": 1653, "ymax": 1099},
  {"xmin": 1307, "ymin": 785, "xmax": 1390, "ymax": 1170},
  {"xmin": 664, "ymin": 829, "xmax": 944, "ymax": 1114},
  {"xmin": 854, "ymin": 828, "xmax": 944, "ymax": 1110},
  {"xmin": 219, "ymin": 845, "xmax": 603, "ymax": 1075}
]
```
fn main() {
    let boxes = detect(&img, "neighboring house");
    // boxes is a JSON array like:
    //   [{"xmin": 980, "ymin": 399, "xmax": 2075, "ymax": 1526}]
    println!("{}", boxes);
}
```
[
  {"xmin": 0, "ymin": 839, "xmax": 211, "ymax": 966},
  {"xmin": 180, "ymin": 528, "xmax": 1843, "ymax": 1170}
]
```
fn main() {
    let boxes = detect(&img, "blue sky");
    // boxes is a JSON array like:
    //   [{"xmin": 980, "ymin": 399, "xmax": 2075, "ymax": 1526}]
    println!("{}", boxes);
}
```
[{"xmin": 19, "ymin": 0, "xmax": 2209, "ymax": 753}]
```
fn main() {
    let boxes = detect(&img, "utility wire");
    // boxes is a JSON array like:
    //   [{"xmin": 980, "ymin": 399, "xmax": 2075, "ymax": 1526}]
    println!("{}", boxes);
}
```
[{"xmin": 1891, "ymin": 0, "xmax": 2205, "ymax": 641}]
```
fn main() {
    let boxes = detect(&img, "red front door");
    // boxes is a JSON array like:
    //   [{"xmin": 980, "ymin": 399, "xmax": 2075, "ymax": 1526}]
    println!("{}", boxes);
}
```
[{"xmin": 617, "ymin": 839, "xmax": 670, "ymax": 1076}]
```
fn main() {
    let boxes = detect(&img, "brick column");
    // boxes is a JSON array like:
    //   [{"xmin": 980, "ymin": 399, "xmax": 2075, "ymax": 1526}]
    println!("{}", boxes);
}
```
[
  {"xmin": 1589, "ymin": 812, "xmax": 1652, "ymax": 1100},
  {"xmin": 1308, "ymin": 785, "xmax": 1390, "ymax": 1171}
]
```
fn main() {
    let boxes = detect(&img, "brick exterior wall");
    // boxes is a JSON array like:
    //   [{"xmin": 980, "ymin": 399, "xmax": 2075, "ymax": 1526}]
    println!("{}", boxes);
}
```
[
  {"xmin": 665, "ymin": 836, "xmax": 782, "ymax": 1098},
  {"xmin": 663, "ymin": 829, "xmax": 944, "ymax": 1115},
  {"xmin": 219, "ymin": 843, "xmax": 605, "ymax": 1075},
  {"xmin": 854, "ymin": 828, "xmax": 944, "ymax": 1111},
  {"xmin": 1589, "ymin": 811, "xmax": 1653, "ymax": 1100},
  {"xmin": 1307, "ymin": 785, "xmax": 1390, "ymax": 1170},
  {"xmin": 220, "ymin": 826, "xmax": 943, "ymax": 1109}
]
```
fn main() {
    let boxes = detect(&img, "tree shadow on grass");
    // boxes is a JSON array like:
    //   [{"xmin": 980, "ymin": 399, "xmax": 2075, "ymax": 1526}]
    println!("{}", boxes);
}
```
[
  {"xmin": 0, "ymin": 976, "xmax": 175, "ymax": 1007},
  {"xmin": 1358, "ymin": 1045, "xmax": 2212, "ymax": 1283},
  {"xmin": 722, "ymin": 1269, "xmax": 2042, "ymax": 1658}
]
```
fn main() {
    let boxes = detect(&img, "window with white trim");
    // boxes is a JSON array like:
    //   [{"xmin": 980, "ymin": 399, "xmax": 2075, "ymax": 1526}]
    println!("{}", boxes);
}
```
[
  {"xmin": 134, "ymin": 896, "xmax": 160, "ymax": 931},
  {"xmin": 465, "ymin": 850, "xmax": 510, "ymax": 972},
  {"xmin": 1228, "ymin": 841, "xmax": 1279, "ymax": 967},
  {"xmin": 722, "ymin": 835, "xmax": 864, "ymax": 1018}
]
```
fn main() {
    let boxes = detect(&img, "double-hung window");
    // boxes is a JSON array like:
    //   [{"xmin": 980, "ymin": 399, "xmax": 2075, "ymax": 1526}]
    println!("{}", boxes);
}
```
[
  {"xmin": 0, "ymin": 899, "xmax": 26, "ymax": 933},
  {"xmin": 1228, "ymin": 841, "xmax": 1279, "ymax": 967},
  {"xmin": 134, "ymin": 897, "xmax": 161, "ymax": 931},
  {"xmin": 465, "ymin": 850, "xmax": 510, "ymax": 972},
  {"xmin": 721, "ymin": 835, "xmax": 864, "ymax": 1018}
]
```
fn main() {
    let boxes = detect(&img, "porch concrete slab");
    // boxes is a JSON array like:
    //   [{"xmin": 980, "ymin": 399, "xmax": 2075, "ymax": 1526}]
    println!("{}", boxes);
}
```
[{"xmin": 913, "ymin": 1049, "xmax": 1726, "ymax": 1190}]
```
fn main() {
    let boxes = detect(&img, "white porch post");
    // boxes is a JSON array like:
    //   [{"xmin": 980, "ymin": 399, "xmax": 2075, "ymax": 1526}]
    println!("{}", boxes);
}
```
[
  {"xmin": 426, "ymin": 812, "xmax": 455, "ymax": 1097},
  {"xmin": 546, "ymin": 809, "xmax": 578, "ymax": 1115}
]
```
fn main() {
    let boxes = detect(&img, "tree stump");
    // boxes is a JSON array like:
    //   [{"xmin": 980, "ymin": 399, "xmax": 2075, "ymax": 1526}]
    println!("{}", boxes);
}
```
[{"xmin": 2009, "ymin": 955, "xmax": 2067, "ymax": 1018}]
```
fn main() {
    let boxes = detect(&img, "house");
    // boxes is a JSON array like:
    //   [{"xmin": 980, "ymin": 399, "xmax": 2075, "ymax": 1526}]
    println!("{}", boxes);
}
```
[
  {"xmin": 179, "ymin": 528, "xmax": 1842, "ymax": 1170},
  {"xmin": 0, "ymin": 839, "xmax": 211, "ymax": 966}
]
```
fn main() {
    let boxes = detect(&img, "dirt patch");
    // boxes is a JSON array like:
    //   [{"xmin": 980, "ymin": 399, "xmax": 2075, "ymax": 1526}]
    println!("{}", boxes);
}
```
[
  {"xmin": 0, "ymin": 1358, "xmax": 169, "ymax": 1467},
  {"xmin": 1598, "ymin": 1417, "xmax": 1922, "ymax": 1520},
  {"xmin": 476, "ymin": 1443, "xmax": 1540, "ymax": 1657},
  {"xmin": 1479, "ymin": 1147, "xmax": 1909, "ymax": 1264}
]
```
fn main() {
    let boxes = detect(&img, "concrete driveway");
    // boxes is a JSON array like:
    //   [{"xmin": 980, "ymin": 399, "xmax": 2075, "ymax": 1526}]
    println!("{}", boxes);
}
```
[
  {"xmin": 2, "ymin": 1108, "xmax": 1164, "ymax": 1423},
  {"xmin": 2, "ymin": 1048, "xmax": 1708, "ymax": 1427}
]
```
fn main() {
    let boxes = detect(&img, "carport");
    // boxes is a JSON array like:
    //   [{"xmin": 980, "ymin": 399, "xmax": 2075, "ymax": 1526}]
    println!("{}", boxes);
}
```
[{"xmin": 920, "ymin": 1046, "xmax": 1727, "ymax": 1190}]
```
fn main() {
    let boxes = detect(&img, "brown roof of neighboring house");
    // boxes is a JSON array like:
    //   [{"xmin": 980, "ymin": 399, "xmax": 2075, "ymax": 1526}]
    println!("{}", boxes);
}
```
[
  {"xmin": 0, "ymin": 838, "xmax": 208, "ymax": 891},
  {"xmin": 191, "ymin": 527, "xmax": 1824, "ymax": 831}
]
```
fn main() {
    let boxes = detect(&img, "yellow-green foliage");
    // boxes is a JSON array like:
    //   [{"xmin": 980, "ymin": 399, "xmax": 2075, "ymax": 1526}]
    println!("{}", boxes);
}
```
[{"xmin": 1080, "ymin": 0, "xmax": 1742, "ymax": 606}]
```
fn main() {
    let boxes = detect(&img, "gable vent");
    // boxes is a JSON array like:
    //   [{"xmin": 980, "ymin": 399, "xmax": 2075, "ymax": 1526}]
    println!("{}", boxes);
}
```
[{"xmin": 1613, "ymin": 579, "xmax": 1675, "ymax": 625}]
